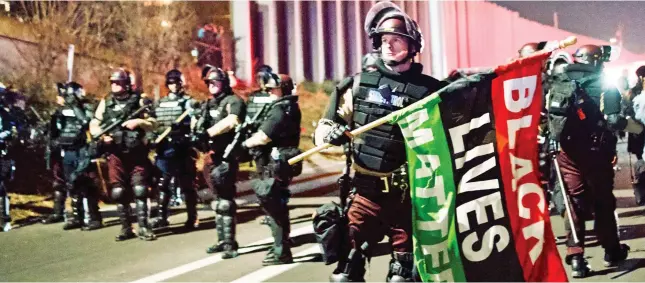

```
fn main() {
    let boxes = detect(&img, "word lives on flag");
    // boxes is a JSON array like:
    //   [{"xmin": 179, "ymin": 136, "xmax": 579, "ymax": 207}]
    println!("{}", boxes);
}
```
[{"xmin": 388, "ymin": 52, "xmax": 568, "ymax": 282}]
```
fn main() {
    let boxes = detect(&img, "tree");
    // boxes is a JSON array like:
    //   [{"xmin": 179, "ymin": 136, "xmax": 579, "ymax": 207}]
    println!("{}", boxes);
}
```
[
  {"xmin": 10, "ymin": 1, "xmax": 120, "ymax": 104},
  {"xmin": 112, "ymin": 1, "xmax": 197, "ymax": 92}
]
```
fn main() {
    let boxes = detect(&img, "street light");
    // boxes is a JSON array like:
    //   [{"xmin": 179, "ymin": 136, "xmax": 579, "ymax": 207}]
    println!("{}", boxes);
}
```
[
  {"xmin": 610, "ymin": 38, "xmax": 617, "ymax": 44},
  {"xmin": 161, "ymin": 20, "xmax": 171, "ymax": 28}
]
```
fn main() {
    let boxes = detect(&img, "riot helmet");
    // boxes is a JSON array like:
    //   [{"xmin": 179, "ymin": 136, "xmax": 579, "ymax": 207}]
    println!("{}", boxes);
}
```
[
  {"xmin": 58, "ymin": 81, "xmax": 85, "ymax": 100},
  {"xmin": 636, "ymin": 66, "xmax": 645, "ymax": 78},
  {"xmin": 573, "ymin": 44, "xmax": 604, "ymax": 67},
  {"xmin": 204, "ymin": 67, "xmax": 230, "ymax": 96},
  {"xmin": 279, "ymin": 74, "xmax": 294, "ymax": 96},
  {"xmin": 110, "ymin": 68, "xmax": 132, "ymax": 97},
  {"xmin": 201, "ymin": 64, "xmax": 216, "ymax": 80},
  {"xmin": 255, "ymin": 65, "xmax": 274, "ymax": 91},
  {"xmin": 546, "ymin": 50, "xmax": 573, "ymax": 76},
  {"xmin": 165, "ymin": 69, "xmax": 184, "ymax": 89},
  {"xmin": 364, "ymin": 2, "xmax": 423, "ymax": 65}
]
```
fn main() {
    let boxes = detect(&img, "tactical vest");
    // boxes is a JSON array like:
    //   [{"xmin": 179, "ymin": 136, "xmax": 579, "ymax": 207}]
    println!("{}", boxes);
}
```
[
  {"xmin": 246, "ymin": 91, "xmax": 275, "ymax": 123},
  {"xmin": 154, "ymin": 93, "xmax": 188, "ymax": 136},
  {"xmin": 351, "ymin": 71, "xmax": 434, "ymax": 173},
  {"xmin": 56, "ymin": 103, "xmax": 92, "ymax": 147},
  {"xmin": 102, "ymin": 93, "xmax": 144, "ymax": 149},
  {"xmin": 203, "ymin": 93, "xmax": 238, "ymax": 154},
  {"xmin": 265, "ymin": 96, "xmax": 301, "ymax": 148}
]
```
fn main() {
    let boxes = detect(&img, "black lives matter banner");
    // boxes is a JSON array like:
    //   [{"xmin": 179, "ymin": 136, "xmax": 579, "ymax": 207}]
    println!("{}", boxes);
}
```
[{"xmin": 388, "ymin": 52, "xmax": 567, "ymax": 282}]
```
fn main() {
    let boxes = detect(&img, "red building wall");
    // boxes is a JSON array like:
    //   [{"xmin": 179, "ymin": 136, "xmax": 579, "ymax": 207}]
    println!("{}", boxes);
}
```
[{"xmin": 441, "ymin": 1, "xmax": 645, "ymax": 71}]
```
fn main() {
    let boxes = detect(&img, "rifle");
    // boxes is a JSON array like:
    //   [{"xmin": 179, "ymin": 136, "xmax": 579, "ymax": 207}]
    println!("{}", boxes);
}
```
[
  {"xmin": 154, "ymin": 109, "xmax": 191, "ymax": 144},
  {"xmin": 191, "ymin": 101, "xmax": 211, "ymax": 152},
  {"xmin": 222, "ymin": 103, "xmax": 269, "ymax": 160},
  {"xmin": 91, "ymin": 103, "xmax": 152, "ymax": 141}
]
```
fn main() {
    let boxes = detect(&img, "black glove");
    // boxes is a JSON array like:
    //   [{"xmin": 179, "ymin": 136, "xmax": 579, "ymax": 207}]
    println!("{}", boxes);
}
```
[
  {"xmin": 324, "ymin": 124, "xmax": 352, "ymax": 146},
  {"xmin": 242, "ymin": 141, "xmax": 263, "ymax": 159}
]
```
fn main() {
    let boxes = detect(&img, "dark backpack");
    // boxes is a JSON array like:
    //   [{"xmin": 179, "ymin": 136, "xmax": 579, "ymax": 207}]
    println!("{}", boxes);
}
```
[{"xmin": 546, "ymin": 74, "xmax": 599, "ymax": 142}]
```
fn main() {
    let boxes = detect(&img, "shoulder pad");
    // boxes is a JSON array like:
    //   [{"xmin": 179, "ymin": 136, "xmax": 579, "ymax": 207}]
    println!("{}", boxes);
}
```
[{"xmin": 337, "ymin": 76, "xmax": 354, "ymax": 92}]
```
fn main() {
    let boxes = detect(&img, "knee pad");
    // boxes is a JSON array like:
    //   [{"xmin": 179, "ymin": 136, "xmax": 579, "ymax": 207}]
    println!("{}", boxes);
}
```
[
  {"xmin": 133, "ymin": 185, "xmax": 148, "ymax": 199},
  {"xmin": 215, "ymin": 199, "xmax": 236, "ymax": 216},
  {"xmin": 111, "ymin": 187, "xmax": 126, "ymax": 202},
  {"xmin": 210, "ymin": 162, "xmax": 237, "ymax": 187}
]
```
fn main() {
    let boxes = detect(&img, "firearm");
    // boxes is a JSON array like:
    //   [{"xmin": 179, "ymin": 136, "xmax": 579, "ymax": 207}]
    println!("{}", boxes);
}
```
[
  {"xmin": 91, "ymin": 103, "xmax": 152, "ymax": 141},
  {"xmin": 154, "ymin": 109, "xmax": 191, "ymax": 145},
  {"xmin": 191, "ymin": 101, "xmax": 212, "ymax": 152},
  {"xmin": 222, "ymin": 103, "xmax": 269, "ymax": 160}
]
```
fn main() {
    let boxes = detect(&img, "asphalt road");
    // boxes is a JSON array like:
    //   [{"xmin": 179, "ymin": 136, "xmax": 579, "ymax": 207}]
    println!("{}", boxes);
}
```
[{"xmin": 1, "ymin": 142, "xmax": 644, "ymax": 282}]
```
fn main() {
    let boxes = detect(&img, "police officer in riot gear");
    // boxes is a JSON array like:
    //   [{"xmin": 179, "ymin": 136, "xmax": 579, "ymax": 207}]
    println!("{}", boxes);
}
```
[
  {"xmin": 247, "ymin": 65, "xmax": 277, "ymax": 122},
  {"xmin": 196, "ymin": 67, "xmax": 246, "ymax": 258},
  {"xmin": 242, "ymin": 73, "xmax": 301, "ymax": 265},
  {"xmin": 149, "ymin": 69, "xmax": 199, "ymax": 230},
  {"xmin": 627, "ymin": 66, "xmax": 645, "ymax": 205},
  {"xmin": 89, "ymin": 68, "xmax": 157, "ymax": 241},
  {"xmin": 41, "ymin": 82, "xmax": 103, "ymax": 230},
  {"xmin": 553, "ymin": 44, "xmax": 631, "ymax": 277},
  {"xmin": 0, "ymin": 84, "xmax": 20, "ymax": 232},
  {"xmin": 314, "ymin": 2, "xmax": 443, "ymax": 281}
]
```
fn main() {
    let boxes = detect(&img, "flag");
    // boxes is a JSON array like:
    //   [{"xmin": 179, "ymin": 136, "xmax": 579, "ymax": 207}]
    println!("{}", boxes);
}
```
[{"xmin": 388, "ymin": 52, "xmax": 568, "ymax": 282}]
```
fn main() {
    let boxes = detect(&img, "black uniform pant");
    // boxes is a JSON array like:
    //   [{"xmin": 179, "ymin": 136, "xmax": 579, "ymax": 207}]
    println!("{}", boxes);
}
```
[
  {"xmin": 557, "ymin": 150, "xmax": 621, "ymax": 257},
  {"xmin": 51, "ymin": 147, "xmax": 101, "ymax": 223},
  {"xmin": 252, "ymin": 155, "xmax": 292, "ymax": 258},
  {"xmin": 337, "ymin": 171, "xmax": 414, "ymax": 281},
  {"xmin": 154, "ymin": 145, "xmax": 197, "ymax": 223},
  {"xmin": 0, "ymin": 154, "xmax": 12, "ymax": 229},
  {"xmin": 203, "ymin": 152, "xmax": 239, "ymax": 245},
  {"xmin": 106, "ymin": 147, "xmax": 152, "ymax": 231}
]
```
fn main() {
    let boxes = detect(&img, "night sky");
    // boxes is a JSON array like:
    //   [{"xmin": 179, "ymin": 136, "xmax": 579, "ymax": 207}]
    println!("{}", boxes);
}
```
[{"xmin": 492, "ymin": 1, "xmax": 645, "ymax": 54}]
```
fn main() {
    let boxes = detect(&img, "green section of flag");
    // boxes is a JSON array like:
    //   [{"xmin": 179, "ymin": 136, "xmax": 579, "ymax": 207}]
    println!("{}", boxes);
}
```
[{"xmin": 391, "ymin": 94, "xmax": 467, "ymax": 282}]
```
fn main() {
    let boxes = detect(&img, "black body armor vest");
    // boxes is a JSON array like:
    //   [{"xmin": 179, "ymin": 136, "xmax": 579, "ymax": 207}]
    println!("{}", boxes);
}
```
[{"xmin": 351, "ymin": 63, "xmax": 442, "ymax": 173}]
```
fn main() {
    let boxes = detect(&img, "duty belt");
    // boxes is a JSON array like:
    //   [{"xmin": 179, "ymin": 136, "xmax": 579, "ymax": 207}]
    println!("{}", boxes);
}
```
[{"xmin": 352, "ymin": 172, "xmax": 408, "ymax": 197}]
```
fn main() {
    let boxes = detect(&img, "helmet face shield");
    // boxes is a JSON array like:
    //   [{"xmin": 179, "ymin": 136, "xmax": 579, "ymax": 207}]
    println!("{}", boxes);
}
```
[{"xmin": 364, "ymin": 2, "xmax": 423, "ymax": 56}]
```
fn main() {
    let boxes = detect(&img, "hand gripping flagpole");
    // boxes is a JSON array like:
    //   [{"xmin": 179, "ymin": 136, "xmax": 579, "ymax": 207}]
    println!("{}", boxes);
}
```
[{"xmin": 288, "ymin": 36, "xmax": 578, "ymax": 166}]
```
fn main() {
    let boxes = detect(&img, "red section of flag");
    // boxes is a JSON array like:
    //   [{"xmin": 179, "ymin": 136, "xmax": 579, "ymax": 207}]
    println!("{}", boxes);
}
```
[{"xmin": 491, "ymin": 55, "xmax": 568, "ymax": 282}]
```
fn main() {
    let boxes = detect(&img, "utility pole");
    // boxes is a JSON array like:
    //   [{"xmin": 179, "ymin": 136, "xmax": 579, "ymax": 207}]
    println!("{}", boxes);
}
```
[{"xmin": 553, "ymin": 11, "xmax": 559, "ymax": 29}]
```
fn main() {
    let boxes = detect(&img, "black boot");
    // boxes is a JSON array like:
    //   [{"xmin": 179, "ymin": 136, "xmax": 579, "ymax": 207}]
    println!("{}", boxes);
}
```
[
  {"xmin": 136, "ymin": 199, "xmax": 156, "ymax": 241},
  {"xmin": 220, "ymin": 214, "xmax": 239, "ymax": 259},
  {"xmin": 0, "ymin": 195, "xmax": 11, "ymax": 232},
  {"xmin": 82, "ymin": 194, "xmax": 103, "ymax": 231},
  {"xmin": 262, "ymin": 213, "xmax": 293, "ymax": 265},
  {"xmin": 183, "ymin": 189, "xmax": 199, "ymax": 230},
  {"xmin": 63, "ymin": 196, "xmax": 83, "ymax": 230},
  {"xmin": 330, "ymin": 244, "xmax": 368, "ymax": 282},
  {"xmin": 206, "ymin": 212, "xmax": 226, "ymax": 254},
  {"xmin": 42, "ymin": 190, "xmax": 66, "ymax": 224},
  {"xmin": 385, "ymin": 252, "xmax": 414, "ymax": 282},
  {"xmin": 568, "ymin": 254, "xmax": 590, "ymax": 278},
  {"xmin": 115, "ymin": 204, "xmax": 136, "ymax": 241},
  {"xmin": 604, "ymin": 244, "xmax": 630, "ymax": 267},
  {"xmin": 151, "ymin": 190, "xmax": 170, "ymax": 229}
]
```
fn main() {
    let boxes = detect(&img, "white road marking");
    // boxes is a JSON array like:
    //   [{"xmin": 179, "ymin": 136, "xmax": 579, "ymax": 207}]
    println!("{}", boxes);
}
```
[
  {"xmin": 130, "ymin": 225, "xmax": 315, "ymax": 283},
  {"xmin": 229, "ymin": 245, "xmax": 322, "ymax": 283}
]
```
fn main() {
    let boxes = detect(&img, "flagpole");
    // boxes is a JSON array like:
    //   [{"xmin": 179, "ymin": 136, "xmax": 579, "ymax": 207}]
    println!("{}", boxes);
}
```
[{"xmin": 288, "ymin": 36, "xmax": 578, "ymax": 166}]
